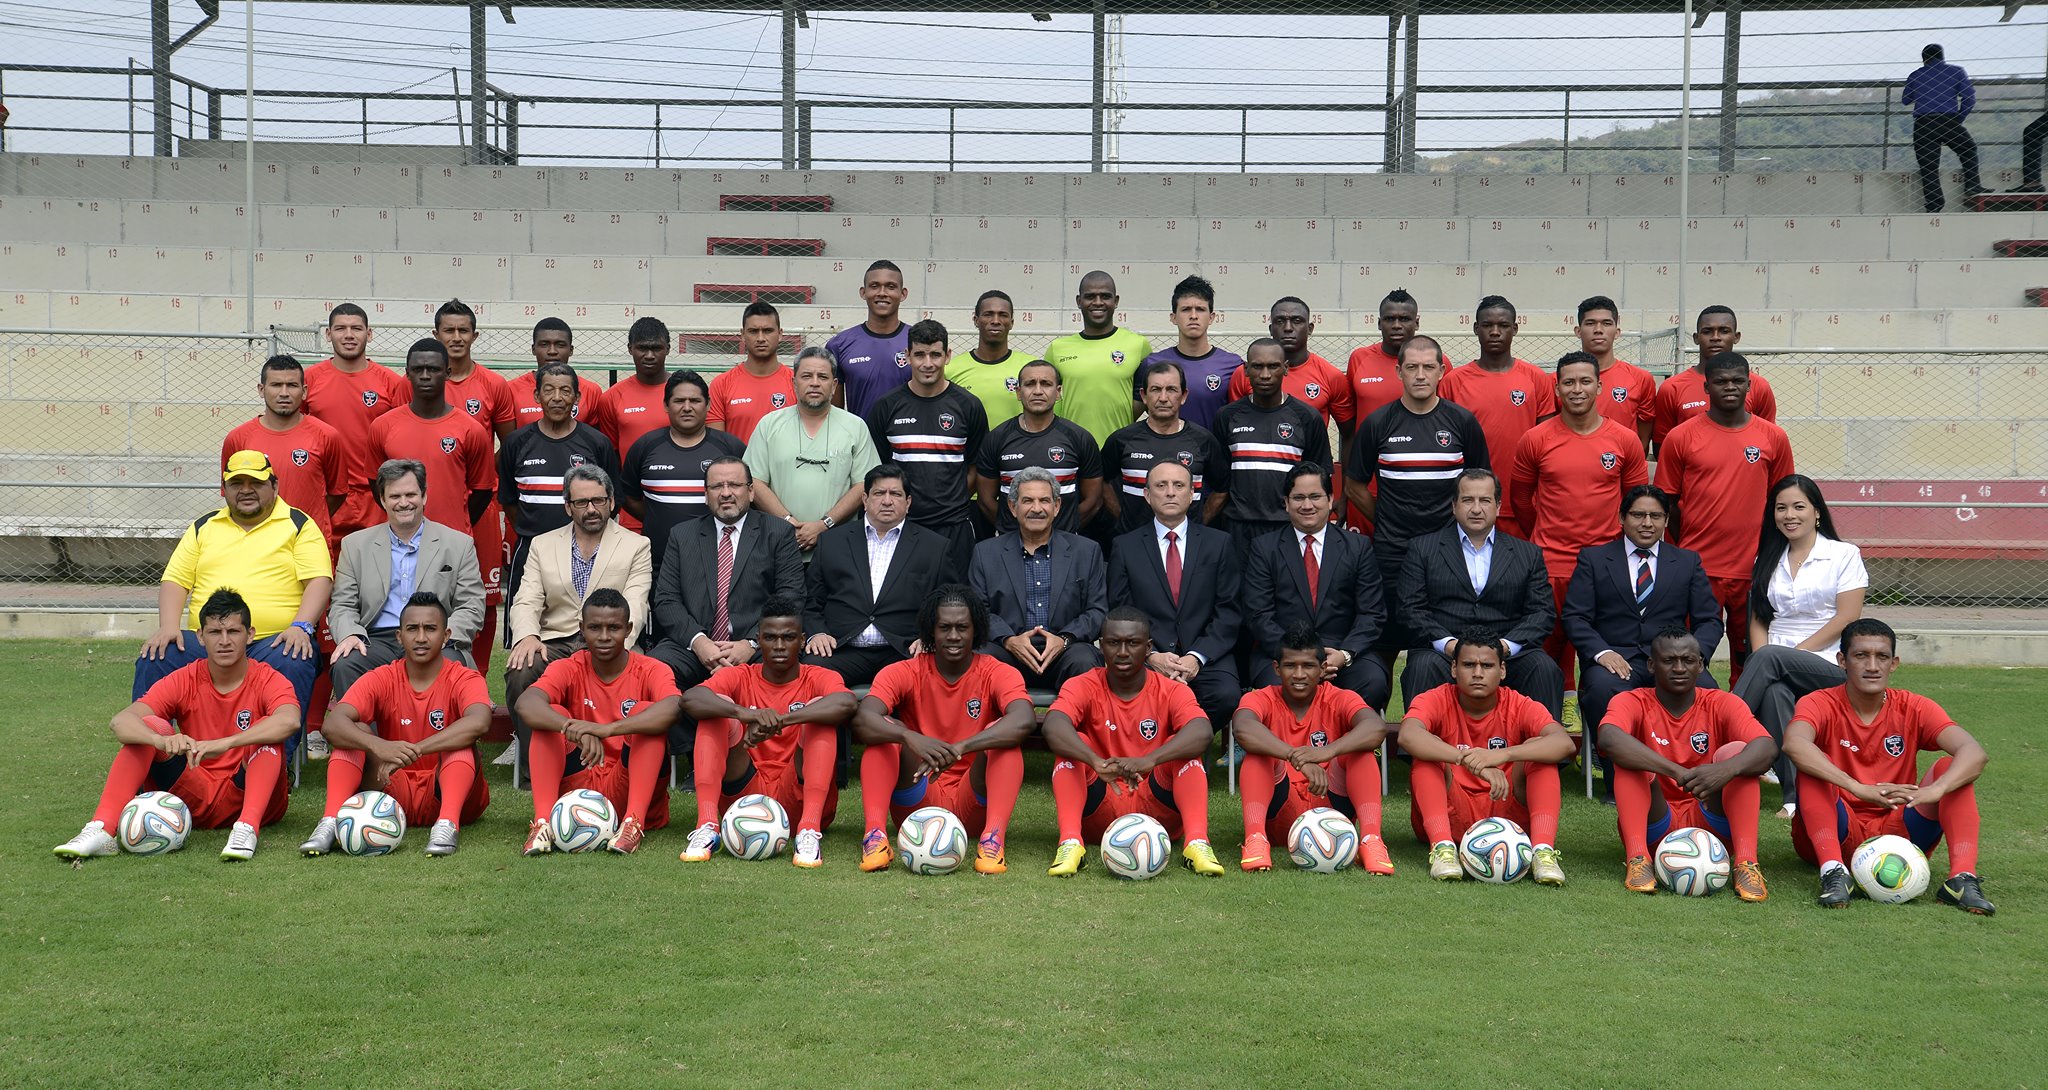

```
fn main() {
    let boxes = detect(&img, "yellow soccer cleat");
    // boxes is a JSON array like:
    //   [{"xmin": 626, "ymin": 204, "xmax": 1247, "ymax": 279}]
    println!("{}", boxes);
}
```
[
  {"xmin": 1182, "ymin": 838, "xmax": 1225, "ymax": 877},
  {"xmin": 1428, "ymin": 842, "xmax": 1463, "ymax": 881},
  {"xmin": 1047, "ymin": 839, "xmax": 1087, "ymax": 877},
  {"xmin": 1560, "ymin": 694, "xmax": 1583, "ymax": 736},
  {"xmin": 1532, "ymin": 846, "xmax": 1567, "ymax": 887}
]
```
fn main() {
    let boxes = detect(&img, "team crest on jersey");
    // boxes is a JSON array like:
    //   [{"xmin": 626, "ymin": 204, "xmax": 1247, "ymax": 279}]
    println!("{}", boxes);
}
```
[
  {"xmin": 291, "ymin": 448, "xmax": 310, "ymax": 467},
  {"xmin": 1276, "ymin": 422, "xmax": 1296, "ymax": 442},
  {"xmin": 620, "ymin": 699, "xmax": 637, "ymax": 716},
  {"xmin": 1110, "ymin": 351, "xmax": 1126, "ymax": 365},
  {"xmin": 1743, "ymin": 445, "xmax": 1762, "ymax": 464},
  {"xmin": 1309, "ymin": 729, "xmax": 1329, "ymax": 747},
  {"xmin": 1435, "ymin": 430, "xmax": 1454, "ymax": 448},
  {"xmin": 361, "ymin": 391, "xmax": 379, "ymax": 407},
  {"xmin": 429, "ymin": 709, "xmax": 446, "ymax": 730},
  {"xmin": 966, "ymin": 698, "xmax": 982, "ymax": 720},
  {"xmin": 1205, "ymin": 374, "xmax": 1223, "ymax": 391},
  {"xmin": 1176, "ymin": 450, "xmax": 1193, "ymax": 467},
  {"xmin": 1487, "ymin": 736, "xmax": 1508, "ymax": 749},
  {"xmin": 938, "ymin": 413, "xmax": 957, "ymax": 432},
  {"xmin": 1137, "ymin": 717, "xmax": 1159, "ymax": 740},
  {"xmin": 1690, "ymin": 730, "xmax": 1710, "ymax": 755},
  {"xmin": 440, "ymin": 436, "xmax": 457, "ymax": 454},
  {"xmin": 771, "ymin": 392, "xmax": 787, "ymax": 408},
  {"xmin": 1510, "ymin": 389, "xmax": 1527, "ymax": 406},
  {"xmin": 1305, "ymin": 382, "xmax": 1322, "ymax": 399},
  {"xmin": 894, "ymin": 350, "xmax": 909, "ymax": 368},
  {"xmin": 1600, "ymin": 451, "xmax": 1618, "ymax": 471},
  {"xmin": 1884, "ymin": 734, "xmax": 1906, "ymax": 758},
  {"xmin": 1610, "ymin": 387, "xmax": 1628, "ymax": 403},
  {"xmin": 1004, "ymin": 376, "xmax": 1020, "ymax": 392},
  {"xmin": 236, "ymin": 710, "xmax": 252, "ymax": 731},
  {"xmin": 1047, "ymin": 446, "xmax": 1067, "ymax": 464},
  {"xmin": 465, "ymin": 397, "xmax": 482, "ymax": 416},
  {"xmin": 569, "ymin": 453, "xmax": 587, "ymax": 467}
]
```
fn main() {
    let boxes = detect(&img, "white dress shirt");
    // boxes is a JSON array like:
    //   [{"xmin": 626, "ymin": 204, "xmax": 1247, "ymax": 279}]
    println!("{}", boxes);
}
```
[
  {"xmin": 1765, "ymin": 534, "xmax": 1868, "ymax": 658},
  {"xmin": 1435, "ymin": 527, "xmax": 1521, "ymax": 656},
  {"xmin": 855, "ymin": 518, "xmax": 903, "ymax": 647},
  {"xmin": 1154, "ymin": 517, "xmax": 1204, "ymax": 664}
]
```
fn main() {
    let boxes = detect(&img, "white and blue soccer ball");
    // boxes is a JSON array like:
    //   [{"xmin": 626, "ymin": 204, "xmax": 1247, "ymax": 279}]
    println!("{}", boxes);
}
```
[
  {"xmin": 335, "ymin": 791, "xmax": 406, "ymax": 856},
  {"xmin": 721, "ymin": 793, "xmax": 791, "ymax": 860},
  {"xmin": 1287, "ymin": 807, "xmax": 1359, "ymax": 873},
  {"xmin": 1100, "ymin": 813, "xmax": 1172, "ymax": 880},
  {"xmin": 1654, "ymin": 826, "xmax": 1732, "ymax": 896},
  {"xmin": 548, "ymin": 788, "xmax": 618, "ymax": 853},
  {"xmin": 117, "ymin": 791, "xmax": 190, "ymax": 856},
  {"xmin": 1851, "ymin": 834, "xmax": 1932, "ymax": 904},
  {"xmin": 896, "ymin": 806, "xmax": 970, "ymax": 875},
  {"xmin": 1459, "ymin": 817, "xmax": 1533, "ymax": 883}
]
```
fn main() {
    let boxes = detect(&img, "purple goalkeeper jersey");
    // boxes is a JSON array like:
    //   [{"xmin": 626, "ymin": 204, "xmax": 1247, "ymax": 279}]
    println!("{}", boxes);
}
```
[
  {"xmin": 1143, "ymin": 346, "xmax": 1243, "ymax": 433},
  {"xmin": 827, "ymin": 322, "xmax": 911, "ymax": 419}
]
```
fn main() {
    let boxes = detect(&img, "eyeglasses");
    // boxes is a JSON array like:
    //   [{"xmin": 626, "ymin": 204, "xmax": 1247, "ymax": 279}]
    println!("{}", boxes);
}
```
[{"xmin": 566, "ymin": 496, "xmax": 611, "ymax": 511}]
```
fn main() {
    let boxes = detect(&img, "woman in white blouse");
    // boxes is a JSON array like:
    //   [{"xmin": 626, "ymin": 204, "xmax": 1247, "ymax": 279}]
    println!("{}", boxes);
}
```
[{"xmin": 1732, "ymin": 474, "xmax": 1868, "ymax": 817}]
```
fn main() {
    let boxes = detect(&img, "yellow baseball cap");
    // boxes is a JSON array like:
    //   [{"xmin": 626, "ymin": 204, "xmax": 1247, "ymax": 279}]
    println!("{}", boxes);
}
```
[{"xmin": 223, "ymin": 450, "xmax": 276, "ymax": 482}]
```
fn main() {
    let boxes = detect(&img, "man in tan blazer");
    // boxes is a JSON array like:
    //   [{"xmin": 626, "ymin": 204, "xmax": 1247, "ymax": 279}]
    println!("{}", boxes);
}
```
[
  {"xmin": 328, "ymin": 459, "xmax": 487, "ymax": 702},
  {"xmin": 505, "ymin": 464, "xmax": 653, "ymax": 779}
]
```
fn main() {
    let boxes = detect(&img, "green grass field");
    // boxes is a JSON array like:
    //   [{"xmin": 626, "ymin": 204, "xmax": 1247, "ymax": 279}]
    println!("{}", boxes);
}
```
[{"xmin": 4, "ymin": 640, "xmax": 2043, "ymax": 1089}]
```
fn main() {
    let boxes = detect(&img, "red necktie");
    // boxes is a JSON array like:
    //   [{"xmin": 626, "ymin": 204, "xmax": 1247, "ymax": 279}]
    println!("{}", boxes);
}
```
[
  {"xmin": 1164, "ymin": 530, "xmax": 1182, "ymax": 605},
  {"xmin": 1303, "ymin": 534, "xmax": 1320, "ymax": 607},
  {"xmin": 712, "ymin": 524, "xmax": 735, "ymax": 641}
]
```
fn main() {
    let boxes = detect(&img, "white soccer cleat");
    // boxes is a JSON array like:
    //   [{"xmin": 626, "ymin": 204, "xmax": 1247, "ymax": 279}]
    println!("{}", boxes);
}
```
[
  {"xmin": 298, "ymin": 817, "xmax": 339, "ymax": 856},
  {"xmin": 792, "ymin": 829, "xmax": 823, "ymax": 868},
  {"xmin": 303, "ymin": 730, "xmax": 331, "ymax": 760},
  {"xmin": 54, "ymin": 821, "xmax": 118, "ymax": 859},
  {"xmin": 678, "ymin": 821, "xmax": 720, "ymax": 862},
  {"xmin": 521, "ymin": 818, "xmax": 553, "ymax": 856},
  {"xmin": 220, "ymin": 821, "xmax": 260, "ymax": 862},
  {"xmin": 425, "ymin": 819, "xmax": 460, "ymax": 857}
]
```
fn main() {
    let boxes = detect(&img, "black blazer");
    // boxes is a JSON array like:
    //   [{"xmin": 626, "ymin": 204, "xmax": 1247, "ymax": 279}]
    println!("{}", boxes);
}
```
[
  {"xmin": 1242, "ymin": 526, "xmax": 1385, "ymax": 659},
  {"xmin": 653, "ymin": 511, "xmax": 804, "ymax": 645},
  {"xmin": 969, "ymin": 530, "xmax": 1107, "ymax": 643},
  {"xmin": 1561, "ymin": 537, "xmax": 1725, "ymax": 665},
  {"xmin": 804, "ymin": 519, "xmax": 955, "ymax": 656},
  {"xmin": 1398, "ymin": 524, "xmax": 1555, "ymax": 651},
  {"xmin": 1107, "ymin": 522, "xmax": 1241, "ymax": 665}
]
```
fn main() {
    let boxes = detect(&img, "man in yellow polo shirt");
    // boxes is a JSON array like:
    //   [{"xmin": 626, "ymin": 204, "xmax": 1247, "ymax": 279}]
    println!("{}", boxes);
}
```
[
  {"xmin": 1048, "ymin": 270, "xmax": 1152, "ymax": 446},
  {"xmin": 134, "ymin": 450, "xmax": 334, "ymax": 724}
]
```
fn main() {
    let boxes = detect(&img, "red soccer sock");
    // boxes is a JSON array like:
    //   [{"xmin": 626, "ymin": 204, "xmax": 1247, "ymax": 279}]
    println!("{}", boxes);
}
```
[
  {"xmin": 324, "ymin": 749, "xmax": 367, "ymax": 818},
  {"xmin": 1798, "ymin": 773, "xmax": 1846, "ymax": 868},
  {"xmin": 1922, "ymin": 757, "xmax": 1980, "ymax": 875},
  {"xmin": 1166, "ymin": 759, "xmax": 1210, "ymax": 843},
  {"xmin": 1409, "ymin": 762, "xmax": 1455, "ymax": 844},
  {"xmin": 859, "ymin": 743, "xmax": 901, "ymax": 835},
  {"xmin": 692, "ymin": 721, "xmax": 736, "ymax": 827},
  {"xmin": 1523, "ymin": 762, "xmax": 1562, "ymax": 847},
  {"xmin": 92, "ymin": 744, "xmax": 160, "ymax": 828},
  {"xmin": 1338, "ymin": 751, "xmax": 1383, "ymax": 838},
  {"xmin": 307, "ymin": 672, "xmax": 333, "ymax": 733},
  {"xmin": 1613, "ymin": 766, "xmax": 1655, "ymax": 857},
  {"xmin": 980, "ymin": 747, "xmax": 1024, "ymax": 845},
  {"xmin": 436, "ymin": 749, "xmax": 477, "ymax": 825},
  {"xmin": 526, "ymin": 727, "xmax": 568, "ymax": 820},
  {"xmin": 1238, "ymin": 754, "xmax": 1281, "ymax": 840},
  {"xmin": 624, "ymin": 736, "xmax": 667, "ymax": 824},
  {"xmin": 1050, "ymin": 759, "xmax": 1087, "ymax": 842},
  {"xmin": 236, "ymin": 745, "xmax": 284, "ymax": 827},
  {"xmin": 1722, "ymin": 774, "xmax": 1762, "ymax": 864},
  {"xmin": 796, "ymin": 724, "xmax": 837, "ymax": 835}
]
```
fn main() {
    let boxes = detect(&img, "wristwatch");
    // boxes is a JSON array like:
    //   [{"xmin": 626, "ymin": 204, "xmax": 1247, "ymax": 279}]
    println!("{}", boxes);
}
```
[
  {"xmin": 822, "ymin": 515, "xmax": 836, "ymax": 529},
  {"xmin": 291, "ymin": 621, "xmax": 316, "ymax": 636},
  {"xmin": 1337, "ymin": 649, "xmax": 1355, "ymax": 668}
]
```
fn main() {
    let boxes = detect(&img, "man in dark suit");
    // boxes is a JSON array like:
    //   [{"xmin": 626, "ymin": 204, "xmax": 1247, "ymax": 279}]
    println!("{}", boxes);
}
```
[
  {"xmin": 970, "ymin": 467, "xmax": 1106, "ymax": 690},
  {"xmin": 1242, "ymin": 462, "xmax": 1392, "ymax": 709},
  {"xmin": 1398, "ymin": 468, "xmax": 1564, "ymax": 715},
  {"xmin": 1108, "ymin": 460, "xmax": 1241, "ymax": 727},
  {"xmin": 803, "ymin": 463, "xmax": 956, "ymax": 685},
  {"xmin": 649, "ymin": 457, "xmax": 805, "ymax": 694},
  {"xmin": 1561, "ymin": 483, "xmax": 1725, "ymax": 737},
  {"xmin": 328, "ymin": 458, "xmax": 487, "ymax": 700}
]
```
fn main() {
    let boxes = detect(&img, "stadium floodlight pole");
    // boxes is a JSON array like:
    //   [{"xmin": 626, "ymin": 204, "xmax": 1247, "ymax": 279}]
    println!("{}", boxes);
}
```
[
  {"xmin": 243, "ymin": 0, "xmax": 257, "ymax": 335},
  {"xmin": 1677, "ymin": 0, "xmax": 1694, "ymax": 353}
]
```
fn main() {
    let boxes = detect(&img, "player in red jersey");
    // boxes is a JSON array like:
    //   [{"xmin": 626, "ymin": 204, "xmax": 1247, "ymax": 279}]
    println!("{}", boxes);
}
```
[
  {"xmin": 1654, "ymin": 351, "xmax": 1795, "ymax": 682},
  {"xmin": 515, "ymin": 590, "xmax": 681, "ymax": 856},
  {"xmin": 1509, "ymin": 351, "xmax": 1650, "ymax": 697},
  {"xmin": 1399, "ymin": 628, "xmax": 1577, "ymax": 885},
  {"xmin": 1342, "ymin": 288, "xmax": 1421, "ymax": 533},
  {"xmin": 222, "ymin": 355, "xmax": 347, "ymax": 541},
  {"xmin": 1650, "ymin": 306, "xmax": 1777, "ymax": 445},
  {"xmin": 305, "ymin": 591, "xmax": 491, "ymax": 857},
  {"xmin": 368, "ymin": 339, "xmax": 495, "ymax": 535},
  {"xmin": 1041, "ymin": 608, "xmax": 1226, "ymax": 877},
  {"xmin": 435, "ymin": 298, "xmax": 514, "ymax": 669},
  {"xmin": 1440, "ymin": 296, "xmax": 1554, "ymax": 537},
  {"xmin": 1598, "ymin": 628, "xmax": 1775, "ymax": 900},
  {"xmin": 852, "ymin": 585, "xmax": 1036, "ymax": 874},
  {"xmin": 1226, "ymin": 297, "xmax": 1355, "ymax": 427},
  {"xmin": 302, "ymin": 303, "xmax": 406, "ymax": 540},
  {"xmin": 1231, "ymin": 621, "xmax": 1392, "ymax": 874},
  {"xmin": 507, "ymin": 317, "xmax": 607, "ymax": 431},
  {"xmin": 1573, "ymin": 295, "xmax": 1657, "ymax": 451},
  {"xmin": 709, "ymin": 302, "xmax": 797, "ymax": 444},
  {"xmin": 678, "ymin": 596, "xmax": 858, "ymax": 868},
  {"xmin": 1782, "ymin": 619, "xmax": 1994, "ymax": 913},
  {"xmin": 56, "ymin": 590, "xmax": 297, "ymax": 862},
  {"xmin": 599, "ymin": 317, "xmax": 676, "ymax": 464}
]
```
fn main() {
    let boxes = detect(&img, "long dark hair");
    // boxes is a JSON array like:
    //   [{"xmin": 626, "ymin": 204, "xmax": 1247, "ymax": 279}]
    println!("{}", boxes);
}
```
[{"xmin": 1748, "ymin": 474, "xmax": 1844, "ymax": 626}]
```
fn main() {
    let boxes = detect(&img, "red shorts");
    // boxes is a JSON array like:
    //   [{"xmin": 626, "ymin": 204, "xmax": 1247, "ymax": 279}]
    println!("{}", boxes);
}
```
[
  {"xmin": 157, "ymin": 752, "xmax": 290, "ymax": 829},
  {"xmin": 384, "ymin": 758, "xmax": 490, "ymax": 826},
  {"xmin": 1258, "ymin": 766, "xmax": 1364, "ymax": 832},
  {"xmin": 1791, "ymin": 804, "xmax": 1909, "ymax": 867},
  {"xmin": 1071, "ymin": 759, "xmax": 1205, "ymax": 842},
  {"xmin": 891, "ymin": 766, "xmax": 988, "ymax": 831},
  {"xmin": 1709, "ymin": 576, "xmax": 1752, "ymax": 665},
  {"xmin": 1409, "ymin": 768, "xmax": 1534, "ymax": 844},
  {"xmin": 473, "ymin": 505, "xmax": 506, "ymax": 598},
  {"xmin": 721, "ymin": 763, "xmax": 839, "ymax": 833},
  {"xmin": 563, "ymin": 746, "xmax": 670, "ymax": 830}
]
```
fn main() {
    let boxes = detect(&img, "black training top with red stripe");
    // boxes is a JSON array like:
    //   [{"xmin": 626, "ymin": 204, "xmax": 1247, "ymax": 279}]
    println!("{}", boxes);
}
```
[
  {"xmin": 1101, "ymin": 418, "xmax": 1228, "ymax": 535},
  {"xmin": 866, "ymin": 383, "xmax": 989, "ymax": 527},
  {"xmin": 1211, "ymin": 395, "xmax": 1331, "ymax": 526},
  {"xmin": 1349, "ymin": 397, "xmax": 1490, "ymax": 551}
]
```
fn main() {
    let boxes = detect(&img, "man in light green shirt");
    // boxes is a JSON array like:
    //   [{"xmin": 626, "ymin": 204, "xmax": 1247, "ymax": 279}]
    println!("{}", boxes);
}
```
[
  {"xmin": 746, "ymin": 346, "xmax": 880, "ymax": 558},
  {"xmin": 1047, "ymin": 270, "xmax": 1152, "ymax": 445},
  {"xmin": 945, "ymin": 288, "xmax": 1039, "ymax": 429}
]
